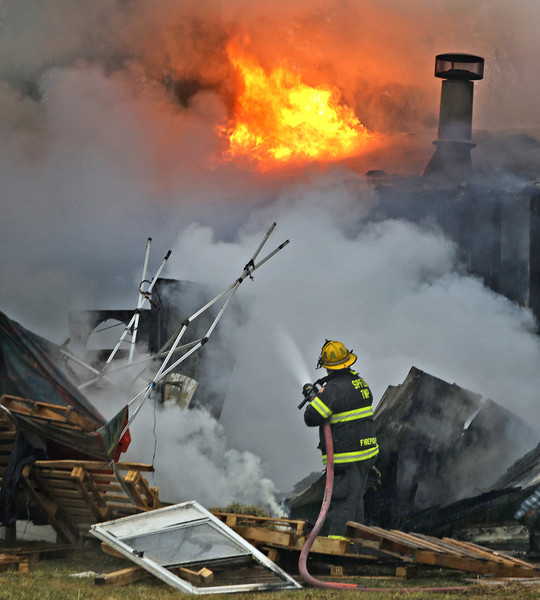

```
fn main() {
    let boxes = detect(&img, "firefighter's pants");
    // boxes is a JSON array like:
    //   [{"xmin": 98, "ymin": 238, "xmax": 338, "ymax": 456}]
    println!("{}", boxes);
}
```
[{"xmin": 326, "ymin": 456, "xmax": 378, "ymax": 537}]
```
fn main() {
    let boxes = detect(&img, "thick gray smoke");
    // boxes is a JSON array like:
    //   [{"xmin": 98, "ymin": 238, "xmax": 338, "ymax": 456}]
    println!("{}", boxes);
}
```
[
  {"xmin": 1, "ymin": 1, "xmax": 540, "ymax": 502},
  {"xmin": 166, "ymin": 176, "xmax": 540, "ymax": 492}
]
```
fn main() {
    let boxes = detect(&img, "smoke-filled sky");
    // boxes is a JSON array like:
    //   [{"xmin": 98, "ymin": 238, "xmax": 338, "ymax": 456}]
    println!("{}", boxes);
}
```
[{"xmin": 2, "ymin": 1, "xmax": 540, "ymax": 502}]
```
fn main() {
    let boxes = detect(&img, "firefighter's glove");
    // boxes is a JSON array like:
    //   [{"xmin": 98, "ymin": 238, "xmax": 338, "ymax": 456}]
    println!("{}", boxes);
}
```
[{"xmin": 302, "ymin": 383, "xmax": 316, "ymax": 401}]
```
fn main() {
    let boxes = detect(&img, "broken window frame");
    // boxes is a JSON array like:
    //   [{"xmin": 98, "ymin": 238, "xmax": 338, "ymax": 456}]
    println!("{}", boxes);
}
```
[{"xmin": 90, "ymin": 500, "xmax": 302, "ymax": 594}]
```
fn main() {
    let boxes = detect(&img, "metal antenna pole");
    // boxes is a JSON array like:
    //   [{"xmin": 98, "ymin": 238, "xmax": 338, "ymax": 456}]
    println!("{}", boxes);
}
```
[
  {"xmin": 156, "ymin": 285, "xmax": 240, "ymax": 382},
  {"xmin": 251, "ymin": 222, "xmax": 276, "ymax": 263},
  {"xmin": 103, "ymin": 249, "xmax": 171, "ymax": 368},
  {"xmin": 154, "ymin": 236, "xmax": 290, "ymax": 384},
  {"xmin": 129, "ymin": 238, "xmax": 152, "ymax": 363},
  {"xmin": 75, "ymin": 246, "xmax": 172, "ymax": 391},
  {"xmin": 120, "ymin": 225, "xmax": 289, "ymax": 445},
  {"xmin": 152, "ymin": 322, "xmax": 188, "ymax": 383},
  {"xmin": 157, "ymin": 223, "xmax": 281, "ymax": 356}
]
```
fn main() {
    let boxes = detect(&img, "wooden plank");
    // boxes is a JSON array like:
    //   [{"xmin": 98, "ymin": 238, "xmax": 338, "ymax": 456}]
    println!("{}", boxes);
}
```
[
  {"xmin": 39, "ymin": 471, "xmax": 118, "ymax": 485},
  {"xmin": 33, "ymin": 460, "xmax": 154, "ymax": 472},
  {"xmin": 396, "ymin": 565, "xmax": 418, "ymax": 579},
  {"xmin": 101, "ymin": 493, "xmax": 132, "ymax": 503},
  {"xmin": 70, "ymin": 465, "xmax": 111, "ymax": 522},
  {"xmin": 100, "ymin": 543, "xmax": 125, "ymax": 559},
  {"xmin": 346, "ymin": 522, "xmax": 386, "ymax": 542},
  {"xmin": 438, "ymin": 537, "xmax": 523, "ymax": 565},
  {"xmin": 414, "ymin": 549, "xmax": 540, "ymax": 578},
  {"xmin": 411, "ymin": 532, "xmax": 494, "ymax": 560},
  {"xmin": 225, "ymin": 515, "xmax": 238, "ymax": 528},
  {"xmin": 0, "ymin": 395, "xmax": 98, "ymax": 431},
  {"xmin": 95, "ymin": 566, "xmax": 151, "ymax": 586},
  {"xmin": 0, "ymin": 554, "xmax": 22, "ymax": 565},
  {"xmin": 348, "ymin": 524, "xmax": 467, "ymax": 562},
  {"xmin": 20, "ymin": 465, "xmax": 78, "ymax": 544},
  {"xmin": 91, "ymin": 475, "xmax": 118, "ymax": 483},
  {"xmin": 34, "ymin": 460, "xmax": 113, "ymax": 471},
  {"xmin": 383, "ymin": 529, "xmax": 446, "ymax": 553},
  {"xmin": 266, "ymin": 548, "xmax": 280, "ymax": 563},
  {"xmin": 112, "ymin": 462, "xmax": 155, "ymax": 472},
  {"xmin": 39, "ymin": 471, "xmax": 80, "ymax": 481},
  {"xmin": 212, "ymin": 511, "xmax": 305, "ymax": 535},
  {"xmin": 392, "ymin": 531, "xmax": 464, "ymax": 556},
  {"xmin": 302, "ymin": 536, "xmax": 349, "ymax": 556},
  {"xmin": 0, "ymin": 553, "xmax": 30, "ymax": 573},
  {"xmin": 176, "ymin": 567, "xmax": 214, "ymax": 585},
  {"xmin": 378, "ymin": 540, "xmax": 417, "ymax": 561},
  {"xmin": 55, "ymin": 499, "xmax": 91, "ymax": 509},
  {"xmin": 347, "ymin": 523, "xmax": 419, "ymax": 557},
  {"xmin": 357, "ymin": 529, "xmax": 417, "ymax": 558},
  {"xmin": 0, "ymin": 413, "xmax": 16, "ymax": 429},
  {"xmin": 48, "ymin": 487, "xmax": 84, "ymax": 498},
  {"xmin": 444, "ymin": 538, "xmax": 540, "ymax": 569},
  {"xmin": 121, "ymin": 470, "xmax": 152, "ymax": 508},
  {"xmin": 126, "ymin": 469, "xmax": 159, "ymax": 508},
  {"xmin": 234, "ymin": 525, "xmax": 293, "ymax": 547}
]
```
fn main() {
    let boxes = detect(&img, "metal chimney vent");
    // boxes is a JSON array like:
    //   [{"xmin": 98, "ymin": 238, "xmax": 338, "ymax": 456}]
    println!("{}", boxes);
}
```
[{"xmin": 422, "ymin": 53, "xmax": 484, "ymax": 179}]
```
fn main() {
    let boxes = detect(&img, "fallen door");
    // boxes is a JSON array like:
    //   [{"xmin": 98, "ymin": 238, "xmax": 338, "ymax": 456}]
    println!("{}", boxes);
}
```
[{"xmin": 90, "ymin": 500, "xmax": 302, "ymax": 594}]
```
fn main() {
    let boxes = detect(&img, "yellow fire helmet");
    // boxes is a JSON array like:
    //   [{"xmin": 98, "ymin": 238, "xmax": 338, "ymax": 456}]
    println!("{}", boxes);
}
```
[{"xmin": 317, "ymin": 340, "xmax": 357, "ymax": 370}]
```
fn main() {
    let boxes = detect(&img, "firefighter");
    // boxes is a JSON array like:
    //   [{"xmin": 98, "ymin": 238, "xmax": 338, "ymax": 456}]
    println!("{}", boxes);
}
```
[{"xmin": 303, "ymin": 340, "xmax": 379, "ymax": 539}]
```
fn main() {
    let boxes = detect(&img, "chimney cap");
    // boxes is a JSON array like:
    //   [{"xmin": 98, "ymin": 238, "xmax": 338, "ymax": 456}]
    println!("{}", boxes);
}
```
[{"xmin": 435, "ymin": 53, "xmax": 484, "ymax": 81}]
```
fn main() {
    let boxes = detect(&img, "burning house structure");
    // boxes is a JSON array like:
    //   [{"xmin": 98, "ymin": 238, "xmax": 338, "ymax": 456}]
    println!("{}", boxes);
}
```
[
  {"xmin": 2, "ymin": 29, "xmax": 540, "ymax": 585},
  {"xmin": 287, "ymin": 53, "xmax": 540, "ymax": 551}
]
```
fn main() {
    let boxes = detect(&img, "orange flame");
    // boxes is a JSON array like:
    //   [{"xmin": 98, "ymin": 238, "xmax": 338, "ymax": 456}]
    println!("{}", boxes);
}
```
[{"xmin": 222, "ymin": 39, "xmax": 374, "ymax": 168}]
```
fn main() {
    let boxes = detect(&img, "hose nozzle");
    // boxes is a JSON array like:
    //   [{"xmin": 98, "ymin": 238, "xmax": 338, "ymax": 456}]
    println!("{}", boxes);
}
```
[{"xmin": 298, "ymin": 382, "xmax": 316, "ymax": 409}]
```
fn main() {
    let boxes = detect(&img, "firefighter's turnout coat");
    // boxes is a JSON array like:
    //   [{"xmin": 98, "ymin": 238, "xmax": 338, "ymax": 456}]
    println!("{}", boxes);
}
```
[{"xmin": 304, "ymin": 368, "xmax": 379, "ymax": 466}]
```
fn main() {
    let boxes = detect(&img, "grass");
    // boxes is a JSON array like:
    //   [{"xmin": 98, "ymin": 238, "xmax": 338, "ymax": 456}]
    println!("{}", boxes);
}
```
[{"xmin": 0, "ymin": 541, "xmax": 540, "ymax": 600}]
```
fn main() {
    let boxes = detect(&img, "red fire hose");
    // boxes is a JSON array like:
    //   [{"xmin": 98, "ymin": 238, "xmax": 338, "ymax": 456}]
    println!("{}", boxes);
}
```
[{"xmin": 298, "ymin": 421, "xmax": 467, "ymax": 593}]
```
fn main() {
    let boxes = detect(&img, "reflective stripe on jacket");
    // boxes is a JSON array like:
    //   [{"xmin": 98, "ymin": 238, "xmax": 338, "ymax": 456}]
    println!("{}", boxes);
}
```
[{"xmin": 322, "ymin": 443, "xmax": 380, "ymax": 464}]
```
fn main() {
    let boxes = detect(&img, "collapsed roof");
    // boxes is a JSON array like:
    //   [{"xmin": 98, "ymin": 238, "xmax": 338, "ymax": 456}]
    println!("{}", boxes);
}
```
[{"xmin": 373, "ymin": 366, "xmax": 538, "ymax": 525}]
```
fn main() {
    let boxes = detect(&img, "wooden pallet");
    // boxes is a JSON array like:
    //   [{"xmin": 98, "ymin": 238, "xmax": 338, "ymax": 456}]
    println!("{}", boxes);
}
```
[
  {"xmin": 0, "ymin": 395, "xmax": 99, "ymax": 432},
  {"xmin": 213, "ymin": 512, "xmax": 540, "ymax": 579},
  {"xmin": 345, "ymin": 522, "xmax": 540, "ymax": 578},
  {"xmin": 21, "ymin": 460, "xmax": 164, "ymax": 544},
  {"xmin": 212, "ymin": 512, "xmax": 376, "ymax": 560},
  {"xmin": 0, "ymin": 552, "xmax": 30, "ymax": 573}
]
